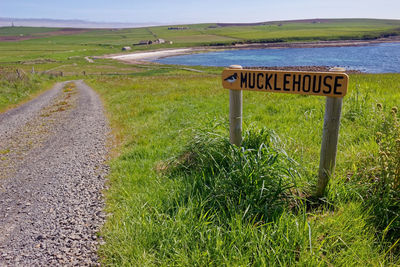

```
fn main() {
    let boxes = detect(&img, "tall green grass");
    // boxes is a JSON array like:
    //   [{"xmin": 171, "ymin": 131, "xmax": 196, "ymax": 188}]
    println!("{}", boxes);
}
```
[
  {"xmin": 167, "ymin": 128, "xmax": 302, "ymax": 224},
  {"xmin": 351, "ymin": 105, "xmax": 400, "ymax": 244},
  {"xmin": 0, "ymin": 69, "xmax": 54, "ymax": 112},
  {"xmin": 90, "ymin": 70, "xmax": 400, "ymax": 265}
]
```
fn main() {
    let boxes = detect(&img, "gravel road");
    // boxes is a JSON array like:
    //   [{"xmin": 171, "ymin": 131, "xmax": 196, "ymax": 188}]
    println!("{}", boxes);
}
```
[{"xmin": 0, "ymin": 80, "xmax": 109, "ymax": 266}]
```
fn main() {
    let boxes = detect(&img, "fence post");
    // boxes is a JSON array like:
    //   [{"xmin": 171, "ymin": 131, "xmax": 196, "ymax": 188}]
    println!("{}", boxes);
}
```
[
  {"xmin": 316, "ymin": 67, "xmax": 346, "ymax": 197},
  {"xmin": 16, "ymin": 69, "xmax": 21, "ymax": 79},
  {"xmin": 229, "ymin": 65, "xmax": 243, "ymax": 146}
]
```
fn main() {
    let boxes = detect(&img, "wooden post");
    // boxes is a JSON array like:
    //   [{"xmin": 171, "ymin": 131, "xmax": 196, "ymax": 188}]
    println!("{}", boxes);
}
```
[
  {"xmin": 316, "ymin": 67, "xmax": 345, "ymax": 197},
  {"xmin": 16, "ymin": 69, "xmax": 21, "ymax": 80},
  {"xmin": 229, "ymin": 65, "xmax": 243, "ymax": 146}
]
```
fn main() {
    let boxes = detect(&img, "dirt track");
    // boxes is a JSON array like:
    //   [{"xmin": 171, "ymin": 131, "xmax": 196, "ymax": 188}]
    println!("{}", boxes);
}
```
[{"xmin": 0, "ymin": 81, "xmax": 109, "ymax": 265}]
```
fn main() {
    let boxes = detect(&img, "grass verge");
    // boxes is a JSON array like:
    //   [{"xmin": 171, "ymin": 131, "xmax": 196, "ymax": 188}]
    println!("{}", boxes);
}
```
[{"xmin": 0, "ymin": 68, "xmax": 57, "ymax": 113}]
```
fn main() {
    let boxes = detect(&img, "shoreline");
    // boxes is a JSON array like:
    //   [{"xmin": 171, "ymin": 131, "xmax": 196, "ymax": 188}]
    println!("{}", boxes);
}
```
[{"xmin": 102, "ymin": 36, "xmax": 400, "ymax": 64}]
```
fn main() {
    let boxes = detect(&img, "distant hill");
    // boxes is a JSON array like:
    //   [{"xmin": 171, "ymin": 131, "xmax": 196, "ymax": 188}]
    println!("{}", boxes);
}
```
[
  {"xmin": 0, "ymin": 17, "xmax": 163, "ymax": 28},
  {"xmin": 217, "ymin": 18, "xmax": 400, "ymax": 27}
]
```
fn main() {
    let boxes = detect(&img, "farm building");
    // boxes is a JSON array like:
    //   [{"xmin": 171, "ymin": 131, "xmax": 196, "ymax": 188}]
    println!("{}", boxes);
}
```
[
  {"xmin": 122, "ymin": 46, "xmax": 131, "ymax": 51},
  {"xmin": 135, "ymin": 39, "xmax": 172, "ymax": 46},
  {"xmin": 154, "ymin": 38, "xmax": 165, "ymax": 44},
  {"xmin": 138, "ymin": 40, "xmax": 153, "ymax": 45}
]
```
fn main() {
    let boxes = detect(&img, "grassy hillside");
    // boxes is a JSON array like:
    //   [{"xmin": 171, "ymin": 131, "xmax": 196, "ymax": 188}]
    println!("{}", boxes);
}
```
[{"xmin": 0, "ymin": 19, "xmax": 399, "ymax": 64}]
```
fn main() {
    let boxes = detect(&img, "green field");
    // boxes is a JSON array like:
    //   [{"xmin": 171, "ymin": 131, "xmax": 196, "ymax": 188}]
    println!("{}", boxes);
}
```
[
  {"xmin": 1, "ymin": 18, "xmax": 400, "ymax": 265},
  {"xmin": 0, "ymin": 26, "xmax": 60, "ymax": 36}
]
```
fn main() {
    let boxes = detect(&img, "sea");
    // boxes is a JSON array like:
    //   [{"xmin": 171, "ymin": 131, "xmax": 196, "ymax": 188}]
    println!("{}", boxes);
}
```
[{"xmin": 154, "ymin": 42, "xmax": 400, "ymax": 73}]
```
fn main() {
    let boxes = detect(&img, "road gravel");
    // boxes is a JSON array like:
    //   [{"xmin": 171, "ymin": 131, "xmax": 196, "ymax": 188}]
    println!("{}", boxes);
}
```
[{"xmin": 0, "ymin": 80, "xmax": 109, "ymax": 266}]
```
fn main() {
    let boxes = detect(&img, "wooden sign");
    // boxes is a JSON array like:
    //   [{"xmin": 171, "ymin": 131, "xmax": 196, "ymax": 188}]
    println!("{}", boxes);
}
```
[
  {"xmin": 222, "ymin": 69, "xmax": 349, "ymax": 97},
  {"xmin": 222, "ymin": 65, "xmax": 349, "ymax": 197}
]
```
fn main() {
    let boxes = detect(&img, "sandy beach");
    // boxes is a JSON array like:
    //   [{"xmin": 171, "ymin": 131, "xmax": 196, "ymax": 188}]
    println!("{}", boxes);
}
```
[{"xmin": 104, "ymin": 48, "xmax": 197, "ymax": 63}]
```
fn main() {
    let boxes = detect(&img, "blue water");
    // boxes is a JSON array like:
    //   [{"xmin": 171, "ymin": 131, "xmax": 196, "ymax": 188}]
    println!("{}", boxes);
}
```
[{"xmin": 155, "ymin": 42, "xmax": 400, "ymax": 73}]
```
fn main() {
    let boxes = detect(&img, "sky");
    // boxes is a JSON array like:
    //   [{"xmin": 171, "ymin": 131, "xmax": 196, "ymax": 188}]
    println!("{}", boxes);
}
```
[{"xmin": 1, "ymin": 0, "xmax": 399, "ymax": 24}]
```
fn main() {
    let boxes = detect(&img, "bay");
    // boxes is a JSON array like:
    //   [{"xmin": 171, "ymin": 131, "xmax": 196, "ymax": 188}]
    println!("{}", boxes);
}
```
[{"xmin": 155, "ymin": 42, "xmax": 400, "ymax": 73}]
